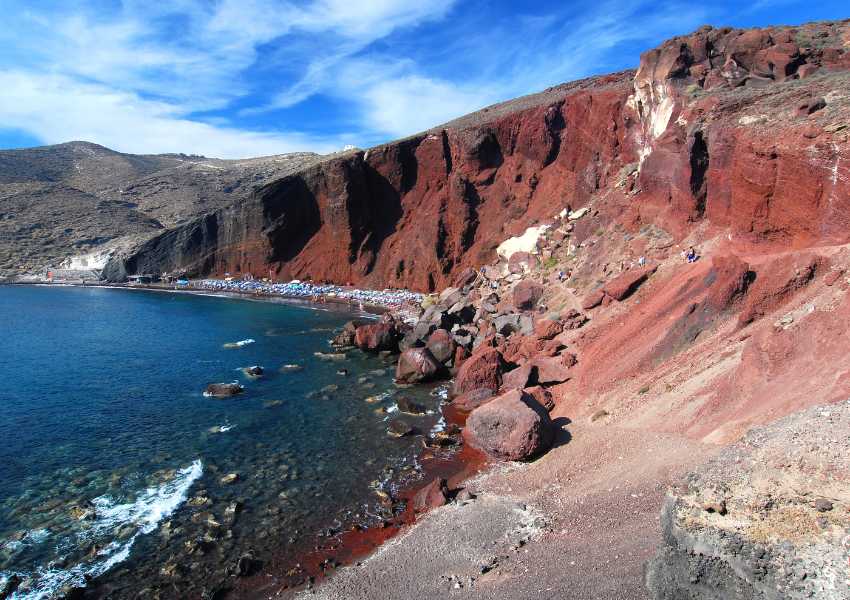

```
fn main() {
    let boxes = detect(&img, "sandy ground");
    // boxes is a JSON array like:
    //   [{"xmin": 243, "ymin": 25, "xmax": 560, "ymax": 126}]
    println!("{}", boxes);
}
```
[{"xmin": 296, "ymin": 418, "xmax": 717, "ymax": 600}]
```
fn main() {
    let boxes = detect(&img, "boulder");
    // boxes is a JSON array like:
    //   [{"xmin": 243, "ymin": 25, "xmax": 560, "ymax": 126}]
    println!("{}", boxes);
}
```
[
  {"xmin": 533, "ymin": 318, "xmax": 563, "ymax": 340},
  {"xmin": 513, "ymin": 280, "xmax": 544, "ymax": 310},
  {"xmin": 508, "ymin": 251, "xmax": 538, "ymax": 274},
  {"xmin": 463, "ymin": 389, "xmax": 553, "ymax": 461},
  {"xmin": 413, "ymin": 478, "xmax": 448, "ymax": 512},
  {"xmin": 395, "ymin": 347, "xmax": 443, "ymax": 384},
  {"xmin": 332, "ymin": 320, "xmax": 363, "ymax": 347},
  {"xmin": 581, "ymin": 288, "xmax": 606, "ymax": 310},
  {"xmin": 452, "ymin": 388, "xmax": 495, "ymax": 411},
  {"xmin": 355, "ymin": 321, "xmax": 399, "ymax": 352},
  {"xmin": 426, "ymin": 329, "xmax": 457, "ymax": 364},
  {"xmin": 531, "ymin": 355, "xmax": 575, "ymax": 385},
  {"xmin": 397, "ymin": 396, "xmax": 428, "ymax": 415},
  {"xmin": 205, "ymin": 383, "xmax": 244, "ymax": 398},
  {"xmin": 603, "ymin": 264, "xmax": 657, "ymax": 301},
  {"xmin": 452, "ymin": 347, "xmax": 506, "ymax": 396},
  {"xmin": 524, "ymin": 385, "xmax": 555, "ymax": 411},
  {"xmin": 493, "ymin": 313, "xmax": 522, "ymax": 336},
  {"xmin": 242, "ymin": 365, "xmax": 264, "ymax": 377},
  {"xmin": 387, "ymin": 419, "xmax": 414, "ymax": 438},
  {"xmin": 501, "ymin": 363, "xmax": 534, "ymax": 391}
]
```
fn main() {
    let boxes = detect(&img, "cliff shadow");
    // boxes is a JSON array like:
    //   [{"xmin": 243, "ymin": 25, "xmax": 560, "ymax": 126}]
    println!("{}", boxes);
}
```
[{"xmin": 262, "ymin": 175, "xmax": 322, "ymax": 264}]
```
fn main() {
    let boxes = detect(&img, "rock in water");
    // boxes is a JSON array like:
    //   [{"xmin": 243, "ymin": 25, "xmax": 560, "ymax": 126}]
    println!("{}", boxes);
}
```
[
  {"xmin": 395, "ymin": 347, "xmax": 443, "ymax": 383},
  {"xmin": 396, "ymin": 396, "xmax": 428, "ymax": 415},
  {"xmin": 205, "ymin": 382, "xmax": 244, "ymax": 398},
  {"xmin": 242, "ymin": 365, "xmax": 264, "ymax": 378},
  {"xmin": 387, "ymin": 419, "xmax": 414, "ymax": 438},
  {"xmin": 463, "ymin": 389, "xmax": 553, "ymax": 460},
  {"xmin": 354, "ymin": 320, "xmax": 399, "ymax": 352}
]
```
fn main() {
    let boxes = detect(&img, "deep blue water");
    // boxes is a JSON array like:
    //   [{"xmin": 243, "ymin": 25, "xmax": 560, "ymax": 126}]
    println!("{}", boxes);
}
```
[{"xmin": 0, "ymin": 286, "xmax": 445, "ymax": 598}]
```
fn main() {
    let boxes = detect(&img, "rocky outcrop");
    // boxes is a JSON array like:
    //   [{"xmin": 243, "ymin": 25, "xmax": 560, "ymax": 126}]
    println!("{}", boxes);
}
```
[
  {"xmin": 463, "ymin": 389, "xmax": 554, "ymax": 461},
  {"xmin": 204, "ymin": 383, "xmax": 244, "ymax": 398},
  {"xmin": 646, "ymin": 401, "xmax": 850, "ymax": 600}
]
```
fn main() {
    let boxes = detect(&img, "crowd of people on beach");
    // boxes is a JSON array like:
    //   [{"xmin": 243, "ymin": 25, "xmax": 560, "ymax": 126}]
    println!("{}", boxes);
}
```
[{"xmin": 192, "ymin": 278, "xmax": 424, "ymax": 309}]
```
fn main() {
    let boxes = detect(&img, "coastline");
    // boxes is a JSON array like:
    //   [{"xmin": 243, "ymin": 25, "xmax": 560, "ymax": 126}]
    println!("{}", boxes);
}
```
[
  {"xmin": 2, "ymin": 281, "xmax": 492, "ymax": 599},
  {"xmin": 1, "ymin": 280, "xmax": 420, "ymax": 318}
]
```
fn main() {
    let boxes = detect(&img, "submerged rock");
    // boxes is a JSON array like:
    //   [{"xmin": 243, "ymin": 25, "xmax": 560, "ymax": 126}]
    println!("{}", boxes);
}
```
[
  {"xmin": 205, "ymin": 383, "xmax": 244, "ymax": 398},
  {"xmin": 242, "ymin": 365, "xmax": 264, "ymax": 378},
  {"xmin": 396, "ymin": 396, "xmax": 428, "ymax": 415},
  {"xmin": 387, "ymin": 419, "xmax": 414, "ymax": 438}
]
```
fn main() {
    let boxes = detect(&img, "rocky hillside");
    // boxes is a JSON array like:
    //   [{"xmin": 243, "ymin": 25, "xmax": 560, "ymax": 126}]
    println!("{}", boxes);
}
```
[
  {"xmin": 647, "ymin": 401, "xmax": 850, "ymax": 599},
  {"xmin": 103, "ymin": 21, "xmax": 850, "ymax": 291},
  {"xmin": 0, "ymin": 141, "xmax": 320, "ymax": 277}
]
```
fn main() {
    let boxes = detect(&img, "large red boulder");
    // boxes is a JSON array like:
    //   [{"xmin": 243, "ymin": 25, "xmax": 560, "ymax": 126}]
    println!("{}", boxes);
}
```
[
  {"xmin": 452, "ymin": 347, "xmax": 506, "ymax": 396},
  {"xmin": 395, "ymin": 347, "xmax": 443, "ymax": 383},
  {"xmin": 426, "ymin": 328, "xmax": 456, "ymax": 364},
  {"xmin": 603, "ymin": 264, "xmax": 657, "ymax": 301},
  {"xmin": 501, "ymin": 363, "xmax": 533, "ymax": 391},
  {"xmin": 354, "ymin": 321, "xmax": 399, "ymax": 352},
  {"xmin": 581, "ymin": 288, "xmax": 606, "ymax": 310},
  {"xmin": 513, "ymin": 280, "xmax": 544, "ymax": 311},
  {"xmin": 531, "ymin": 355, "xmax": 574, "ymax": 385},
  {"xmin": 463, "ymin": 389, "xmax": 553, "ymax": 461}
]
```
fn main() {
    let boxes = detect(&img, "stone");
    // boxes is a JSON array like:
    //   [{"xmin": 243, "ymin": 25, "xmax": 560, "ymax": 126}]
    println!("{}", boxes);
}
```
[
  {"xmin": 493, "ymin": 313, "xmax": 522, "ymax": 336},
  {"xmin": 413, "ymin": 478, "xmax": 448, "ymax": 512},
  {"xmin": 501, "ymin": 363, "xmax": 534, "ymax": 391},
  {"xmin": 426, "ymin": 329, "xmax": 457, "ymax": 364},
  {"xmin": 581, "ymin": 288, "xmax": 606, "ymax": 310},
  {"xmin": 452, "ymin": 347, "xmax": 506, "ymax": 396},
  {"xmin": 242, "ymin": 365, "xmax": 264, "ymax": 377},
  {"xmin": 452, "ymin": 267, "xmax": 478, "ymax": 288},
  {"xmin": 220, "ymin": 473, "xmax": 239, "ymax": 485},
  {"xmin": 387, "ymin": 419, "xmax": 414, "ymax": 438},
  {"xmin": 463, "ymin": 389, "xmax": 554, "ymax": 461},
  {"xmin": 603, "ymin": 264, "xmax": 657, "ymax": 301},
  {"xmin": 205, "ymin": 383, "xmax": 244, "ymax": 398},
  {"xmin": 452, "ymin": 388, "xmax": 495, "ymax": 412},
  {"xmin": 524, "ymin": 385, "xmax": 555, "ymax": 411},
  {"xmin": 354, "ymin": 321, "xmax": 399, "ymax": 352},
  {"xmin": 531, "ymin": 356, "xmax": 573, "ymax": 385},
  {"xmin": 533, "ymin": 318, "xmax": 563, "ymax": 340},
  {"xmin": 814, "ymin": 498, "xmax": 833, "ymax": 512},
  {"xmin": 513, "ymin": 280, "xmax": 544, "ymax": 310},
  {"xmin": 397, "ymin": 396, "xmax": 428, "ymax": 415},
  {"xmin": 455, "ymin": 488, "xmax": 476, "ymax": 504},
  {"xmin": 395, "ymin": 347, "xmax": 444, "ymax": 383}
]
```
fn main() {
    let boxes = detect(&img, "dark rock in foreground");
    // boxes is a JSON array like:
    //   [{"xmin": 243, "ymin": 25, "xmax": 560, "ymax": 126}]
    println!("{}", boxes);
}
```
[{"xmin": 646, "ymin": 401, "xmax": 850, "ymax": 600}]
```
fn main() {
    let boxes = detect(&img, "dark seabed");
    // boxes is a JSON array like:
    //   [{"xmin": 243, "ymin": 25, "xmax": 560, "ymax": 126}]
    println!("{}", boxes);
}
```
[{"xmin": 0, "ymin": 286, "xmax": 447, "ymax": 598}]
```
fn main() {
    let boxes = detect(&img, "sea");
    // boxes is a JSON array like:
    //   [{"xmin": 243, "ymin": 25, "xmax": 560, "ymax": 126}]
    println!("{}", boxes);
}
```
[{"xmin": 0, "ymin": 285, "xmax": 448, "ymax": 598}]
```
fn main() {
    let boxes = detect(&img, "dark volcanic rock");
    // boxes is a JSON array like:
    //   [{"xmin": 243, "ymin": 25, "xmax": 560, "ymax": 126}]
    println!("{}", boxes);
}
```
[
  {"xmin": 463, "ymin": 389, "xmax": 553, "ymax": 461},
  {"xmin": 387, "ymin": 419, "xmax": 414, "ymax": 438},
  {"xmin": 205, "ymin": 383, "xmax": 244, "ymax": 398},
  {"xmin": 396, "ymin": 396, "xmax": 428, "ymax": 415}
]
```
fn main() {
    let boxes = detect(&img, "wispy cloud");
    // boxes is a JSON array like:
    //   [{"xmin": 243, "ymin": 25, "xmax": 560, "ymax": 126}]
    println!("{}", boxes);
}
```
[{"xmin": 0, "ymin": 0, "xmax": 800, "ymax": 157}]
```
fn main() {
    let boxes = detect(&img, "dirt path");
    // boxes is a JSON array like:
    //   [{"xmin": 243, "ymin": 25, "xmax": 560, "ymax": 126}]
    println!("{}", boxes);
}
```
[{"xmin": 299, "ymin": 419, "xmax": 717, "ymax": 600}]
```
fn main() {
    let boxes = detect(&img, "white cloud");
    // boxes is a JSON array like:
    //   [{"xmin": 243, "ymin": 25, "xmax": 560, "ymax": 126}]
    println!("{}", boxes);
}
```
[{"xmin": 0, "ymin": 70, "xmax": 342, "ymax": 158}]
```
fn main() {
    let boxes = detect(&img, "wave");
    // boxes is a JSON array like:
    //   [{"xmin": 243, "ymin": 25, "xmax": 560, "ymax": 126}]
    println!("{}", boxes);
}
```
[
  {"xmin": 4, "ymin": 460, "xmax": 203, "ymax": 599},
  {"xmin": 222, "ymin": 338, "xmax": 255, "ymax": 349}
]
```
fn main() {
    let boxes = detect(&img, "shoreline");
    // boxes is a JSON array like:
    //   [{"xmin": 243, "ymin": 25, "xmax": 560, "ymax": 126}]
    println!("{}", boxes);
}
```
[
  {"xmin": 234, "ymin": 406, "xmax": 488, "ymax": 598},
  {"xmin": 1, "ymin": 280, "xmax": 421, "ymax": 318}
]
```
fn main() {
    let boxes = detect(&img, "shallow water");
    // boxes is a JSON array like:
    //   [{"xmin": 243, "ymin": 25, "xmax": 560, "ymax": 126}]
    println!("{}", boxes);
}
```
[{"xmin": 0, "ymin": 286, "xmax": 444, "ymax": 598}]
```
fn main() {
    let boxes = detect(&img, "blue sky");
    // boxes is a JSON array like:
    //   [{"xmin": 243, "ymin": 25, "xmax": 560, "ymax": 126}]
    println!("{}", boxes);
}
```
[{"xmin": 0, "ymin": 1, "xmax": 846, "ymax": 158}]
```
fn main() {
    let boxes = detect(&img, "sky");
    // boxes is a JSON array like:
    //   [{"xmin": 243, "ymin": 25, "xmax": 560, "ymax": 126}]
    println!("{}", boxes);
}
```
[{"xmin": 0, "ymin": 1, "xmax": 846, "ymax": 158}]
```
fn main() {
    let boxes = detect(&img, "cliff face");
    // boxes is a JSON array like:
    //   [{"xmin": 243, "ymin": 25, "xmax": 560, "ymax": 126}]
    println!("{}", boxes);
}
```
[{"xmin": 108, "ymin": 20, "xmax": 850, "ymax": 291}]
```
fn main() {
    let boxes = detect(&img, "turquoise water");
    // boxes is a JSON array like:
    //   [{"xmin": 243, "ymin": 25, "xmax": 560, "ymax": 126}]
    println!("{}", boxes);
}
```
[{"xmin": 0, "ymin": 286, "xmax": 445, "ymax": 598}]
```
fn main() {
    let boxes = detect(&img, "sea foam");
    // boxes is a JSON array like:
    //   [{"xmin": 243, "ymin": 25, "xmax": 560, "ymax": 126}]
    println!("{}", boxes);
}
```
[{"xmin": 5, "ymin": 460, "xmax": 202, "ymax": 599}]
